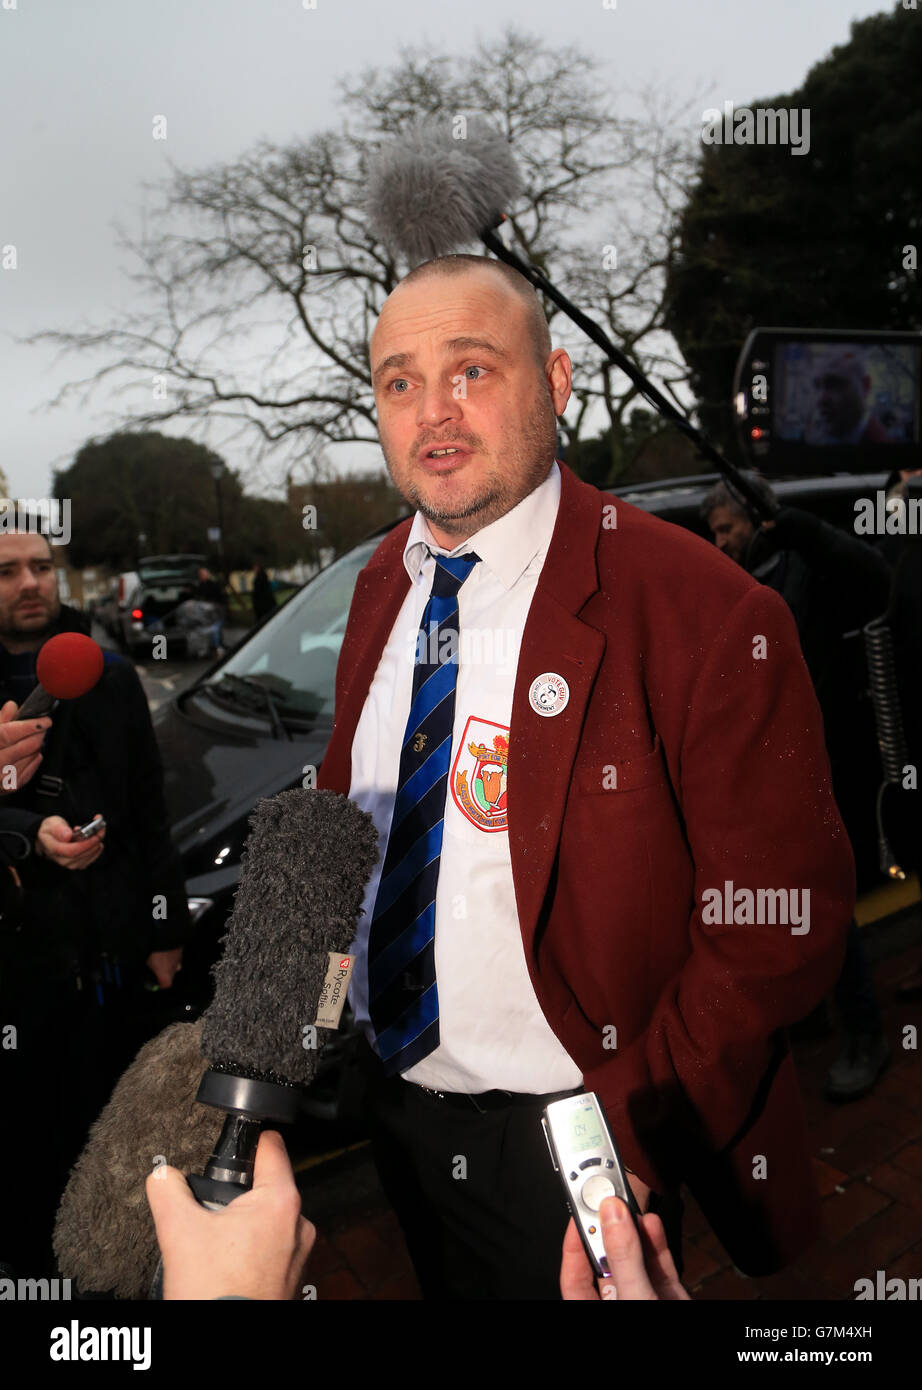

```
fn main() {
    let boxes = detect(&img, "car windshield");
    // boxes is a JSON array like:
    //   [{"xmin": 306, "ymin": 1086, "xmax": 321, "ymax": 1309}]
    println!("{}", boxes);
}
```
[{"xmin": 200, "ymin": 537, "xmax": 383, "ymax": 718}]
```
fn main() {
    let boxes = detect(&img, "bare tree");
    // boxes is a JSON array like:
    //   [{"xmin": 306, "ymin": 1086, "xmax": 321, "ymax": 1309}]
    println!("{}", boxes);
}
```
[{"xmin": 27, "ymin": 30, "xmax": 699, "ymax": 489}]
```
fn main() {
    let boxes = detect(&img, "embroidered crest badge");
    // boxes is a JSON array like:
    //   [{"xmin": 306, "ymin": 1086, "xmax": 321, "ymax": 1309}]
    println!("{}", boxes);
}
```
[{"xmin": 450, "ymin": 715, "xmax": 510, "ymax": 832}]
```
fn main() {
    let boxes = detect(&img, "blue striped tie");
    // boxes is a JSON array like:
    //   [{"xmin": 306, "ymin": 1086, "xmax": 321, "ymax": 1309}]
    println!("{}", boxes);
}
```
[{"xmin": 368, "ymin": 547, "xmax": 481, "ymax": 1075}]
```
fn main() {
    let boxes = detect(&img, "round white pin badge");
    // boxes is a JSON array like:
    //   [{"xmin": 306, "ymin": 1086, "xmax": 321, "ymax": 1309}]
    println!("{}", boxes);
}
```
[{"xmin": 528, "ymin": 672, "xmax": 570, "ymax": 717}]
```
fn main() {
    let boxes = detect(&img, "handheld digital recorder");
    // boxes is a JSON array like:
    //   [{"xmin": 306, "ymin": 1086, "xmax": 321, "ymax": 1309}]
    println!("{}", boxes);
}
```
[{"xmin": 542, "ymin": 1091, "xmax": 642, "ymax": 1278}]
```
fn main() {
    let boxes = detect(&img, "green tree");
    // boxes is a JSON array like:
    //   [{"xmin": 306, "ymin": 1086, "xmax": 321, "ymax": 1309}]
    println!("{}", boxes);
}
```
[
  {"xmin": 230, "ymin": 495, "xmax": 307, "ymax": 570},
  {"xmin": 664, "ymin": 2, "xmax": 922, "ymax": 453},
  {"xmin": 53, "ymin": 431, "xmax": 296, "ymax": 572}
]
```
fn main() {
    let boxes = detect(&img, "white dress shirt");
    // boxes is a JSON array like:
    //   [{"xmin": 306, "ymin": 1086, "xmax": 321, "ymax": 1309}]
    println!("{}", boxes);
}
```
[{"xmin": 347, "ymin": 460, "xmax": 583, "ymax": 1093}]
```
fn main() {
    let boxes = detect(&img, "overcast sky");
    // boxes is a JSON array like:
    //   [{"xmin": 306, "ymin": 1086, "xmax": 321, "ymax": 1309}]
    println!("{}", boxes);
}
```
[{"xmin": 0, "ymin": 0, "xmax": 891, "ymax": 502}]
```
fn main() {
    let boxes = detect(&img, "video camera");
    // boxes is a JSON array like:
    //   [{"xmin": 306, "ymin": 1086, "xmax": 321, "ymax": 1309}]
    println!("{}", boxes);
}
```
[{"xmin": 733, "ymin": 328, "xmax": 921, "ymax": 475}]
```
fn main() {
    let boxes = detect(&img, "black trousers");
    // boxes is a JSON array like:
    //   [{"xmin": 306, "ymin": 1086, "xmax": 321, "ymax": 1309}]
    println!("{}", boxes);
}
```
[{"xmin": 357, "ymin": 1038, "xmax": 684, "ymax": 1300}]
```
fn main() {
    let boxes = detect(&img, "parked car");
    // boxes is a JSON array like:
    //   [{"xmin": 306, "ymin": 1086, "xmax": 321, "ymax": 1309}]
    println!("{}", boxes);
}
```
[
  {"xmin": 115, "ymin": 554, "xmax": 207, "ymax": 658},
  {"xmin": 151, "ymin": 468, "xmax": 893, "ymax": 1125},
  {"xmin": 94, "ymin": 570, "xmax": 140, "ymax": 640}
]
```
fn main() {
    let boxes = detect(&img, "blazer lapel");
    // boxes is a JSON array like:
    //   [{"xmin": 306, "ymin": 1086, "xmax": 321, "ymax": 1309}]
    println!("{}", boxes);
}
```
[
  {"xmin": 317, "ymin": 522, "xmax": 412, "ymax": 795},
  {"xmin": 508, "ymin": 464, "xmax": 605, "ymax": 959}
]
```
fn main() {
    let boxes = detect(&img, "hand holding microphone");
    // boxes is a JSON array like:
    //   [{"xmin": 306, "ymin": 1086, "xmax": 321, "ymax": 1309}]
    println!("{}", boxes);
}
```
[
  {"xmin": 146, "ymin": 1130, "xmax": 315, "ymax": 1301},
  {"xmin": 0, "ymin": 701, "xmax": 52, "ymax": 794},
  {"xmin": 145, "ymin": 1141, "xmax": 689, "ymax": 1301},
  {"xmin": 55, "ymin": 788, "xmax": 380, "ymax": 1299},
  {"xmin": 0, "ymin": 634, "xmax": 104, "ymax": 795},
  {"xmin": 16, "ymin": 632, "xmax": 105, "ymax": 720}
]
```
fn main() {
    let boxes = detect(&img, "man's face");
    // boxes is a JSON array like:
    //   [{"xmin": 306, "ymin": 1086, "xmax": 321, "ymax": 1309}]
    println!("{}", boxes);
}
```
[
  {"xmin": 707, "ymin": 506, "xmax": 754, "ymax": 564},
  {"xmin": 813, "ymin": 369, "xmax": 867, "ymax": 438},
  {"xmin": 370, "ymin": 270, "xmax": 571, "ymax": 546},
  {"xmin": 0, "ymin": 534, "xmax": 60, "ymax": 642}
]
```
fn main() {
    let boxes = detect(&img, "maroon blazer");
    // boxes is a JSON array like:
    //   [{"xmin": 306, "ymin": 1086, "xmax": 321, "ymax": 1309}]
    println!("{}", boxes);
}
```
[{"xmin": 317, "ymin": 462, "xmax": 854, "ymax": 1275}]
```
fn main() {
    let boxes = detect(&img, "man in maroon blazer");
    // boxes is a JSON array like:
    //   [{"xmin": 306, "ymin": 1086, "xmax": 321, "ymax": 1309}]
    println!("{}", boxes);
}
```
[{"xmin": 317, "ymin": 253, "xmax": 854, "ymax": 1295}]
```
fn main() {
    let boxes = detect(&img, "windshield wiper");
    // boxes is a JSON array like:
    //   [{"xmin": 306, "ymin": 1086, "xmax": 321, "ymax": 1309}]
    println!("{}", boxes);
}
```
[
  {"xmin": 234, "ymin": 675, "xmax": 294, "ymax": 742},
  {"xmin": 206, "ymin": 674, "xmax": 292, "ymax": 741}
]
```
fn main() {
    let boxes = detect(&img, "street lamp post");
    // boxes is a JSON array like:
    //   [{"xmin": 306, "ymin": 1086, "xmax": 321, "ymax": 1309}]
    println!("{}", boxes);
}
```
[{"xmin": 210, "ymin": 462, "xmax": 226, "ymax": 580}]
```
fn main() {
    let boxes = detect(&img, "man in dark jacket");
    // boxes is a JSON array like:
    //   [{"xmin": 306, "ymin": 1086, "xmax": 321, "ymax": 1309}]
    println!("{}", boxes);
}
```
[
  {"xmin": 0, "ymin": 529, "xmax": 189, "ymax": 1276},
  {"xmin": 704, "ymin": 478, "xmax": 892, "ymax": 1101},
  {"xmin": 250, "ymin": 560, "xmax": 276, "ymax": 623},
  {"xmin": 194, "ymin": 565, "xmax": 227, "ymax": 655}
]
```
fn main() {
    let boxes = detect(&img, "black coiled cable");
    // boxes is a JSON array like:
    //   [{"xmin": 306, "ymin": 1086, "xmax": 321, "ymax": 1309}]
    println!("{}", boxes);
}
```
[{"xmin": 863, "ymin": 613, "xmax": 910, "ymax": 878}]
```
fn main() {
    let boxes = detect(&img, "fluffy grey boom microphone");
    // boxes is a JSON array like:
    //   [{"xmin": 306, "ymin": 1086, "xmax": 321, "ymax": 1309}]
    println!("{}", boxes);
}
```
[
  {"xmin": 54, "ymin": 1018, "xmax": 218, "ymax": 1300},
  {"xmin": 365, "ymin": 114, "xmax": 523, "ymax": 266},
  {"xmin": 54, "ymin": 788, "xmax": 379, "ymax": 1298},
  {"xmin": 365, "ymin": 112, "xmax": 776, "ymax": 525}
]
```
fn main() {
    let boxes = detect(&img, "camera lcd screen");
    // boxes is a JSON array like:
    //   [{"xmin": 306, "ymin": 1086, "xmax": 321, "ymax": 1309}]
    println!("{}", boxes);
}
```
[{"xmin": 773, "ymin": 339, "xmax": 919, "ymax": 447}]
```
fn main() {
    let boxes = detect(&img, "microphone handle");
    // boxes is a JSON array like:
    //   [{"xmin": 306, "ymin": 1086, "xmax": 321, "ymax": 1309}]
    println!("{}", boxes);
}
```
[
  {"xmin": 150, "ymin": 1113, "xmax": 265, "ymax": 1299},
  {"xmin": 17, "ymin": 685, "xmax": 57, "ymax": 720}
]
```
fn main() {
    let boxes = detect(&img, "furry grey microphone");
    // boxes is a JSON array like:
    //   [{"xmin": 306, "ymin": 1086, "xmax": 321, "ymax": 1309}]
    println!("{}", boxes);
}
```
[
  {"xmin": 365, "ymin": 115, "xmax": 523, "ymax": 265},
  {"xmin": 201, "ymin": 787, "xmax": 378, "ymax": 1088},
  {"xmin": 53, "ymin": 788, "xmax": 379, "ymax": 1297},
  {"xmin": 54, "ymin": 1019, "xmax": 218, "ymax": 1300}
]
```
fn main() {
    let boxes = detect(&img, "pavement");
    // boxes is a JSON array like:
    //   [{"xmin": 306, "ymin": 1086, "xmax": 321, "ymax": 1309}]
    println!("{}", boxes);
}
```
[
  {"xmin": 292, "ymin": 904, "xmax": 922, "ymax": 1302},
  {"xmin": 691, "ymin": 924, "xmax": 922, "ymax": 1302}
]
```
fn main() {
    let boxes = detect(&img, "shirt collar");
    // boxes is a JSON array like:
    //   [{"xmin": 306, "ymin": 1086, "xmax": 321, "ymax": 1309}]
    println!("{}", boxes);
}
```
[{"xmin": 403, "ymin": 460, "xmax": 561, "ymax": 591}]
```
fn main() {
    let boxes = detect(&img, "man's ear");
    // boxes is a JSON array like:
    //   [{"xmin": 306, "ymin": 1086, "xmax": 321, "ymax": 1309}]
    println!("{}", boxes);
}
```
[{"xmin": 546, "ymin": 350, "xmax": 572, "ymax": 416}]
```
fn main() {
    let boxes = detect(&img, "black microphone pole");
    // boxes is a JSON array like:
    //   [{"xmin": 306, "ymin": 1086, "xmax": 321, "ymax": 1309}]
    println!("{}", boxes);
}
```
[{"xmin": 480, "ymin": 216, "xmax": 776, "ymax": 523}]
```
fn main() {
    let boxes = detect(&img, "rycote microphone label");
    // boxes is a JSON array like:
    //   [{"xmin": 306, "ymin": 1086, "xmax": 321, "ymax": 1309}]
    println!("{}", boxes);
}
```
[{"xmin": 314, "ymin": 953, "xmax": 355, "ymax": 1028}]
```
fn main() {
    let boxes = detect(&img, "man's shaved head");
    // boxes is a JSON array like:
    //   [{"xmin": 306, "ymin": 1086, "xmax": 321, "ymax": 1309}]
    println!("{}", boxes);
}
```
[{"xmin": 396, "ymin": 255, "xmax": 552, "ymax": 368}]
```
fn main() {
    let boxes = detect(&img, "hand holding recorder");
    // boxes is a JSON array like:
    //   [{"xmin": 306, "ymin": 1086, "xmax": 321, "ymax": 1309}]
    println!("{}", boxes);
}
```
[{"xmin": 146, "ymin": 1127, "xmax": 689, "ymax": 1301}]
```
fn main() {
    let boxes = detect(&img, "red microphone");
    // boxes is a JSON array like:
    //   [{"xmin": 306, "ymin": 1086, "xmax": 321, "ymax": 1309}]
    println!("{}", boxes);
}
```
[{"xmin": 16, "ymin": 633, "xmax": 106, "ymax": 719}]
